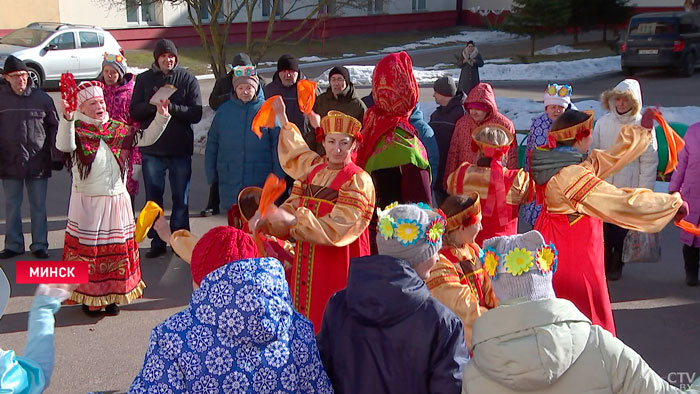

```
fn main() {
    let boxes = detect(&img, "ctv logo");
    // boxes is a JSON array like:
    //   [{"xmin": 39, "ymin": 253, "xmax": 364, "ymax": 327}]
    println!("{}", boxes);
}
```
[
  {"xmin": 667, "ymin": 372, "xmax": 698, "ymax": 389},
  {"xmin": 16, "ymin": 261, "xmax": 89, "ymax": 284}
]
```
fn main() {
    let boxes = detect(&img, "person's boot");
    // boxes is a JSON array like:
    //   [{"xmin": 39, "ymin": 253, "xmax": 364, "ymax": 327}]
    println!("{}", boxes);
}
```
[
  {"xmin": 200, "ymin": 182, "xmax": 220, "ymax": 217},
  {"xmin": 686, "ymin": 260, "xmax": 699, "ymax": 287}
]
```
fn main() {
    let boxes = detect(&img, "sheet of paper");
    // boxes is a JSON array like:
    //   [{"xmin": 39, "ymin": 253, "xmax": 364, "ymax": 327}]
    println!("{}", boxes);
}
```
[{"xmin": 149, "ymin": 84, "xmax": 177, "ymax": 105}]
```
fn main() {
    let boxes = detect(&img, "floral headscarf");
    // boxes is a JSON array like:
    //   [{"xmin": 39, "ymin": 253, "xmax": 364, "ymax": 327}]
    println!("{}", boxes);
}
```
[
  {"xmin": 356, "ymin": 51, "xmax": 419, "ymax": 167},
  {"xmin": 128, "ymin": 257, "xmax": 334, "ymax": 394}
]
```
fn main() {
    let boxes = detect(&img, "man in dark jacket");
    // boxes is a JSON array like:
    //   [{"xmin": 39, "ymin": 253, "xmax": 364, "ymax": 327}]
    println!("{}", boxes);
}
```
[
  {"xmin": 317, "ymin": 203, "xmax": 468, "ymax": 394},
  {"xmin": 201, "ymin": 52, "xmax": 261, "ymax": 217},
  {"xmin": 0, "ymin": 56, "xmax": 59, "ymax": 259},
  {"xmin": 130, "ymin": 39, "xmax": 202, "ymax": 258},
  {"xmin": 313, "ymin": 66, "xmax": 366, "ymax": 123},
  {"xmin": 429, "ymin": 76, "xmax": 465, "ymax": 205}
]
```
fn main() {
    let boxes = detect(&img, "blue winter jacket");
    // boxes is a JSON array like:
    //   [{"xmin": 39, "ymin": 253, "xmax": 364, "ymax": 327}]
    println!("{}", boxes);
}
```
[
  {"xmin": 205, "ymin": 87, "xmax": 284, "ymax": 212},
  {"xmin": 317, "ymin": 255, "xmax": 469, "ymax": 394}
]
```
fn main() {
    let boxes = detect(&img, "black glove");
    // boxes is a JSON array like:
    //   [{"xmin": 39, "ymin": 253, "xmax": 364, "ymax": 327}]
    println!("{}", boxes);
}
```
[{"xmin": 51, "ymin": 161, "xmax": 64, "ymax": 171}]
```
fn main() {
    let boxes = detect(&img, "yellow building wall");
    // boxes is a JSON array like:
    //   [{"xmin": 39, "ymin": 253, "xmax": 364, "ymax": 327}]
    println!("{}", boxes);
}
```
[{"xmin": 0, "ymin": 0, "xmax": 60, "ymax": 29}]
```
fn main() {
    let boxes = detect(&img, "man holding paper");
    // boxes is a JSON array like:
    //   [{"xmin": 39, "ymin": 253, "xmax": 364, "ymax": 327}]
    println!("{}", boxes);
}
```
[{"xmin": 129, "ymin": 38, "xmax": 202, "ymax": 259}]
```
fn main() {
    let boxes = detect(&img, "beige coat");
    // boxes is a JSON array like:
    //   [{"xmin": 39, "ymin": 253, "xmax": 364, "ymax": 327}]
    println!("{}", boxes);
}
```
[{"xmin": 463, "ymin": 298, "xmax": 699, "ymax": 394}]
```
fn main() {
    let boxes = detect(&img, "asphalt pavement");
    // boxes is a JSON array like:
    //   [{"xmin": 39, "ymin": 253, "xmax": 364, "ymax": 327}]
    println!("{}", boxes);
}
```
[{"xmin": 1, "ymin": 41, "xmax": 700, "ymax": 393}]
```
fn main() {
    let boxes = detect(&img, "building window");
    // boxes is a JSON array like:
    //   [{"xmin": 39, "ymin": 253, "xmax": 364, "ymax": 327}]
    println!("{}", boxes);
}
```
[
  {"xmin": 262, "ymin": 0, "xmax": 283, "ymax": 17},
  {"xmin": 319, "ymin": 0, "xmax": 336, "ymax": 15},
  {"xmin": 126, "ymin": 0, "xmax": 156, "ymax": 25},
  {"xmin": 412, "ymin": 0, "xmax": 426, "ymax": 11},
  {"xmin": 368, "ymin": 0, "xmax": 383, "ymax": 14}
]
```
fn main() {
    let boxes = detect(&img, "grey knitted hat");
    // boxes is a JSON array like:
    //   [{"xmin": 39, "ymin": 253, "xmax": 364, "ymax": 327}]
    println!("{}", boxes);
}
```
[
  {"xmin": 482, "ymin": 230, "xmax": 557, "ymax": 302},
  {"xmin": 375, "ymin": 203, "xmax": 444, "ymax": 267},
  {"xmin": 433, "ymin": 76, "xmax": 457, "ymax": 97}
]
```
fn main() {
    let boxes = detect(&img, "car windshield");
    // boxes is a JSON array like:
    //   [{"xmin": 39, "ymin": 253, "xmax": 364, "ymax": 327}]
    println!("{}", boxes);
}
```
[
  {"xmin": 0, "ymin": 28, "xmax": 52, "ymax": 47},
  {"xmin": 629, "ymin": 19, "xmax": 678, "ymax": 37}
]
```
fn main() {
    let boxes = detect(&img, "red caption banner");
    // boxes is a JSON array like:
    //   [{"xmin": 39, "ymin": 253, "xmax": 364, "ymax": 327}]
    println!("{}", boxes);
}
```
[{"xmin": 16, "ymin": 261, "xmax": 89, "ymax": 284}]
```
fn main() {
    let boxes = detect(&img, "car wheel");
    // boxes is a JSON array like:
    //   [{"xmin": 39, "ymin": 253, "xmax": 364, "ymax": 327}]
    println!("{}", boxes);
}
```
[
  {"xmin": 26, "ymin": 66, "xmax": 43, "ymax": 88},
  {"xmin": 680, "ymin": 53, "xmax": 695, "ymax": 78},
  {"xmin": 622, "ymin": 66, "xmax": 636, "ymax": 76}
]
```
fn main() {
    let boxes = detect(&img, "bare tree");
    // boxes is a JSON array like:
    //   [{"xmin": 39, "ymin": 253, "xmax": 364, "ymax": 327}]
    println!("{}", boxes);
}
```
[{"xmin": 101, "ymin": 0, "xmax": 364, "ymax": 78}]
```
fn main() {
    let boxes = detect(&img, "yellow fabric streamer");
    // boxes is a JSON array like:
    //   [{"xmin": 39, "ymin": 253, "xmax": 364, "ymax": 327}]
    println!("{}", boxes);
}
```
[{"xmin": 134, "ymin": 201, "xmax": 163, "ymax": 243}]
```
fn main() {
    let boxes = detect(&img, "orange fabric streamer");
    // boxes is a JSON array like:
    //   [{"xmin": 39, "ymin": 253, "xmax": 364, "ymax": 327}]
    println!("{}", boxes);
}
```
[
  {"xmin": 654, "ymin": 112, "xmax": 685, "ymax": 174},
  {"xmin": 258, "ymin": 173, "xmax": 285, "ymax": 218},
  {"xmin": 297, "ymin": 79, "xmax": 318, "ymax": 114},
  {"xmin": 675, "ymin": 219, "xmax": 700, "ymax": 236},
  {"xmin": 251, "ymin": 95, "xmax": 281, "ymax": 138}
]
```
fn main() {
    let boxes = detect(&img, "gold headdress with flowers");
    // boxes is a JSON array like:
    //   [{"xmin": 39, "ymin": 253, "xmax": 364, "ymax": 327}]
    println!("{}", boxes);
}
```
[{"xmin": 318, "ymin": 110, "xmax": 363, "ymax": 142}]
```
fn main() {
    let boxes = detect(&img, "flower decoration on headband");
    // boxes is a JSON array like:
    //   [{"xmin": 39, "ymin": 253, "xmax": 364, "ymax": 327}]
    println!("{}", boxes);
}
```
[
  {"xmin": 547, "ymin": 83, "xmax": 572, "ymax": 97},
  {"xmin": 482, "ymin": 247, "xmax": 499, "ymax": 279},
  {"xmin": 378, "ymin": 215, "xmax": 397, "ymax": 240},
  {"xmin": 395, "ymin": 219, "xmax": 422, "ymax": 246},
  {"xmin": 426, "ymin": 218, "xmax": 445, "ymax": 245},
  {"xmin": 415, "ymin": 202, "xmax": 431, "ymax": 210},
  {"xmin": 384, "ymin": 201, "xmax": 398, "ymax": 211},
  {"xmin": 504, "ymin": 248, "xmax": 534, "ymax": 276},
  {"xmin": 536, "ymin": 243, "xmax": 558, "ymax": 274},
  {"xmin": 104, "ymin": 52, "xmax": 125, "ymax": 64},
  {"xmin": 233, "ymin": 65, "xmax": 257, "ymax": 77}
]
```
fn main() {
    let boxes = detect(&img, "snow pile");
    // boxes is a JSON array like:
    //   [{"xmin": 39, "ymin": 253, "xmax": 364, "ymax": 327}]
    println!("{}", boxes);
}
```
[
  {"xmin": 316, "ymin": 56, "xmax": 622, "ymax": 86},
  {"xmin": 535, "ymin": 45, "xmax": 590, "ymax": 55},
  {"xmin": 299, "ymin": 56, "xmax": 327, "ymax": 62},
  {"xmin": 379, "ymin": 30, "xmax": 523, "ymax": 53},
  {"xmin": 485, "ymin": 58, "xmax": 512, "ymax": 64}
]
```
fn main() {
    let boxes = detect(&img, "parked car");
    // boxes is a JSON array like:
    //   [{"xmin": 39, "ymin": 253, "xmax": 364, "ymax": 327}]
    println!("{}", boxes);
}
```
[
  {"xmin": 621, "ymin": 11, "xmax": 700, "ymax": 77},
  {"xmin": 0, "ymin": 22, "xmax": 123, "ymax": 87}
]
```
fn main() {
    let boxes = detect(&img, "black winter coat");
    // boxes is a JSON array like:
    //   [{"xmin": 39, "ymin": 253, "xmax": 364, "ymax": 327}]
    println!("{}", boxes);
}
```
[
  {"xmin": 429, "ymin": 91, "xmax": 466, "ymax": 191},
  {"xmin": 130, "ymin": 64, "xmax": 202, "ymax": 156},
  {"xmin": 317, "ymin": 255, "xmax": 469, "ymax": 394},
  {"xmin": 0, "ymin": 82, "xmax": 59, "ymax": 179},
  {"xmin": 263, "ymin": 72, "xmax": 319, "ymax": 152}
]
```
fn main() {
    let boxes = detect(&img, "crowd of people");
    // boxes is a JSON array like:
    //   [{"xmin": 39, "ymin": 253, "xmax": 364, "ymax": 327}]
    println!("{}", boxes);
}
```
[{"xmin": 1, "ymin": 36, "xmax": 699, "ymax": 393}]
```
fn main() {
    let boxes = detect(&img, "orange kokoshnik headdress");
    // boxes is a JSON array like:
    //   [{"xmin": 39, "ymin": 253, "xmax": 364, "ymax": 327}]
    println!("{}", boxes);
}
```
[
  {"xmin": 545, "ymin": 110, "xmax": 594, "ymax": 149},
  {"xmin": 446, "ymin": 192, "xmax": 482, "ymax": 231},
  {"xmin": 316, "ymin": 110, "xmax": 363, "ymax": 142}
]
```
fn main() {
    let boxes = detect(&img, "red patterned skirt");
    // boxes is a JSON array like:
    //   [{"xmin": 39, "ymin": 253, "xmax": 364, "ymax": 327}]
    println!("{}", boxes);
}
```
[{"xmin": 63, "ymin": 191, "xmax": 145, "ymax": 306}]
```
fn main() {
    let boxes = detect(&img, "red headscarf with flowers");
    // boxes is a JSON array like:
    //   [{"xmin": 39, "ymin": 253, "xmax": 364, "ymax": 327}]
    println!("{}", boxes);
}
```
[{"xmin": 356, "ymin": 52, "xmax": 419, "ymax": 167}]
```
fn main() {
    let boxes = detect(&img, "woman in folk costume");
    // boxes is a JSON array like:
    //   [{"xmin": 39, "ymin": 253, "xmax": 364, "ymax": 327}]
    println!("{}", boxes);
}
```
[
  {"xmin": 355, "ymin": 51, "xmax": 433, "ymax": 208},
  {"xmin": 100, "ymin": 52, "xmax": 142, "ymax": 211},
  {"xmin": 443, "ymin": 82, "xmax": 517, "ymax": 190},
  {"xmin": 521, "ymin": 83, "xmax": 573, "ymax": 228},
  {"xmin": 530, "ymin": 109, "xmax": 688, "ymax": 336},
  {"xmin": 446, "ymin": 124, "xmax": 530, "ymax": 245},
  {"xmin": 252, "ymin": 97, "xmax": 376, "ymax": 333},
  {"xmin": 426, "ymin": 192, "xmax": 496, "ymax": 348},
  {"xmin": 56, "ymin": 80, "xmax": 170, "ymax": 316}
]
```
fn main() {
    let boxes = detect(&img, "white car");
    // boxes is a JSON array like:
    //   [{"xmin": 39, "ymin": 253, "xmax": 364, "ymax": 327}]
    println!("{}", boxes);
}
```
[{"xmin": 0, "ymin": 22, "xmax": 123, "ymax": 87}]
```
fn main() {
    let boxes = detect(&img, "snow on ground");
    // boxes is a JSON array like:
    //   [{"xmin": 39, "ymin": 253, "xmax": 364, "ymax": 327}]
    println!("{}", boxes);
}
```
[
  {"xmin": 342, "ymin": 53, "xmax": 356, "ymax": 57},
  {"xmin": 316, "ymin": 56, "xmax": 622, "ymax": 86},
  {"xmin": 299, "ymin": 56, "xmax": 327, "ymax": 62},
  {"xmin": 535, "ymin": 45, "xmax": 590, "ymax": 55},
  {"xmin": 379, "ymin": 30, "xmax": 522, "ymax": 53},
  {"xmin": 485, "ymin": 57, "xmax": 512, "ymax": 64}
]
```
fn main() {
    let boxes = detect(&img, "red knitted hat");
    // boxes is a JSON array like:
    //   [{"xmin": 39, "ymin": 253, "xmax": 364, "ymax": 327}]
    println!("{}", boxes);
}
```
[{"xmin": 190, "ymin": 226, "xmax": 259, "ymax": 285}]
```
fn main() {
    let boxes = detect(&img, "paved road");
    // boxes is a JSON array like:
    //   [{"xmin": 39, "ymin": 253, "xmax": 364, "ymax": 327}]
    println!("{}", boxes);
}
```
[{"xmin": 1, "ymin": 50, "xmax": 700, "ymax": 393}]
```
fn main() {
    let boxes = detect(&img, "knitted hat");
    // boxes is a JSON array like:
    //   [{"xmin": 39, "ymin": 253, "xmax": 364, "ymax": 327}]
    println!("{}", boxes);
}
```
[
  {"xmin": 376, "ymin": 203, "xmax": 446, "ymax": 267},
  {"xmin": 232, "ymin": 65, "xmax": 259, "ymax": 92},
  {"xmin": 433, "ymin": 76, "xmax": 457, "ymax": 97},
  {"xmin": 190, "ymin": 226, "xmax": 259, "ymax": 285},
  {"xmin": 232, "ymin": 52, "xmax": 253, "ymax": 67},
  {"xmin": 329, "ymin": 66, "xmax": 351, "ymax": 84},
  {"xmin": 2, "ymin": 55, "xmax": 29, "ymax": 74},
  {"xmin": 153, "ymin": 38, "xmax": 178, "ymax": 62},
  {"xmin": 277, "ymin": 54, "xmax": 299, "ymax": 72},
  {"xmin": 0, "ymin": 267, "xmax": 9, "ymax": 320},
  {"xmin": 76, "ymin": 80, "xmax": 104, "ymax": 109},
  {"xmin": 482, "ymin": 230, "xmax": 558, "ymax": 302},
  {"xmin": 102, "ymin": 52, "xmax": 128, "ymax": 78},
  {"xmin": 544, "ymin": 83, "xmax": 572, "ymax": 108}
]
